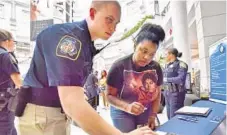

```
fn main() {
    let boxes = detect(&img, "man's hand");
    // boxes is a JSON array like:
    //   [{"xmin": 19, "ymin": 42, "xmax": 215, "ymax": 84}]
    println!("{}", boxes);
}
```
[
  {"xmin": 125, "ymin": 102, "xmax": 145, "ymax": 115},
  {"xmin": 148, "ymin": 116, "xmax": 156, "ymax": 130},
  {"xmin": 125, "ymin": 126, "xmax": 158, "ymax": 135}
]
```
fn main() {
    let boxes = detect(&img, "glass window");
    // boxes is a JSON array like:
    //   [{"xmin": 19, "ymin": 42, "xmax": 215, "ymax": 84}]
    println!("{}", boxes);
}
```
[{"xmin": 0, "ymin": 4, "xmax": 4, "ymax": 18}]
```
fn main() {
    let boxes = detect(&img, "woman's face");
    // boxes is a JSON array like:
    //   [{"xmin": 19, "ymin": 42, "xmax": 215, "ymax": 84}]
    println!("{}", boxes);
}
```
[
  {"xmin": 164, "ymin": 50, "xmax": 173, "ymax": 62},
  {"xmin": 1, "ymin": 38, "xmax": 15, "ymax": 52},
  {"xmin": 7, "ymin": 39, "xmax": 15, "ymax": 52},
  {"xmin": 101, "ymin": 71, "xmax": 106, "ymax": 77},
  {"xmin": 133, "ymin": 40, "xmax": 158, "ymax": 67}
]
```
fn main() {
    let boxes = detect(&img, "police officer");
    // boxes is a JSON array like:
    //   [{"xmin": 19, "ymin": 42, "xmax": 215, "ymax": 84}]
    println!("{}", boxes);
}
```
[
  {"xmin": 163, "ymin": 48, "xmax": 188, "ymax": 119},
  {"xmin": 18, "ymin": 1, "xmax": 156, "ymax": 135},
  {"xmin": 84, "ymin": 70, "xmax": 99, "ymax": 110},
  {"xmin": 0, "ymin": 29, "xmax": 22, "ymax": 135}
]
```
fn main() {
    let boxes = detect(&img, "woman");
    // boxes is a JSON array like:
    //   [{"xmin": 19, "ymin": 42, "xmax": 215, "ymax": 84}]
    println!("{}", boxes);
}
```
[
  {"xmin": 0, "ymin": 29, "xmax": 22, "ymax": 135},
  {"xmin": 106, "ymin": 23, "xmax": 165, "ymax": 132},
  {"xmin": 163, "ymin": 48, "xmax": 188, "ymax": 119},
  {"xmin": 99, "ymin": 70, "xmax": 109, "ymax": 109}
]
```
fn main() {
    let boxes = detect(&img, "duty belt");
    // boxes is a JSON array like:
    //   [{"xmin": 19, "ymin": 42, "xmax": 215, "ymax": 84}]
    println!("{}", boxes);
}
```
[
  {"xmin": 0, "ymin": 88, "xmax": 17, "ymax": 111},
  {"xmin": 29, "ymin": 87, "xmax": 62, "ymax": 108},
  {"xmin": 163, "ymin": 83, "xmax": 184, "ymax": 92}
]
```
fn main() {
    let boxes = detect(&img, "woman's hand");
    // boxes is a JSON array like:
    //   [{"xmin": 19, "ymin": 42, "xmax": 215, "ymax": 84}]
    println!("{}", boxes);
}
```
[
  {"xmin": 125, "ymin": 102, "xmax": 145, "ymax": 115},
  {"xmin": 124, "ymin": 126, "xmax": 158, "ymax": 135},
  {"xmin": 148, "ymin": 116, "xmax": 156, "ymax": 130}
]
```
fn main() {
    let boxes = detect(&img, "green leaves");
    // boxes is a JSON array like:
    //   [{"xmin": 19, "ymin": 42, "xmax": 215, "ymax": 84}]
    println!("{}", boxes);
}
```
[{"xmin": 118, "ymin": 15, "xmax": 153, "ymax": 41}]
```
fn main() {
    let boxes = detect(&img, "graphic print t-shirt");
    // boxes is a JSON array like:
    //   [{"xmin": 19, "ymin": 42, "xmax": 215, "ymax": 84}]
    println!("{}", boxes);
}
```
[{"xmin": 107, "ymin": 54, "xmax": 163, "ymax": 108}]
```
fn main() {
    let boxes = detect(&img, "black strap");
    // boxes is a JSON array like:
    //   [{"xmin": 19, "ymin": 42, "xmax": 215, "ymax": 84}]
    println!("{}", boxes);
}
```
[{"xmin": 95, "ymin": 42, "xmax": 111, "ymax": 55}]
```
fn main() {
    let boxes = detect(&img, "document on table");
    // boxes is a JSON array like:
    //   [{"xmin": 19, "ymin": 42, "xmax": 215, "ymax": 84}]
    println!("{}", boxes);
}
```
[
  {"xmin": 155, "ymin": 131, "xmax": 167, "ymax": 135},
  {"xmin": 175, "ymin": 106, "xmax": 211, "ymax": 117},
  {"xmin": 155, "ymin": 131, "xmax": 178, "ymax": 135}
]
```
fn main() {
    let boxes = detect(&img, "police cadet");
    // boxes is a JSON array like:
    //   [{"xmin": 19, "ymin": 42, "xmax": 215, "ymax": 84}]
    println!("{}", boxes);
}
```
[
  {"xmin": 163, "ymin": 48, "xmax": 188, "ymax": 119},
  {"xmin": 18, "ymin": 1, "xmax": 156, "ymax": 135},
  {"xmin": 0, "ymin": 29, "xmax": 22, "ymax": 135}
]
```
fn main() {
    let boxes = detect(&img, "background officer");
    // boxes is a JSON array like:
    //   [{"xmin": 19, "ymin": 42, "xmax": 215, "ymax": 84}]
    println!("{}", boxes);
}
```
[
  {"xmin": 84, "ymin": 70, "xmax": 99, "ymax": 110},
  {"xmin": 163, "ymin": 48, "xmax": 188, "ymax": 119},
  {"xmin": 0, "ymin": 29, "xmax": 22, "ymax": 135},
  {"xmin": 19, "ymin": 1, "xmax": 156, "ymax": 135}
]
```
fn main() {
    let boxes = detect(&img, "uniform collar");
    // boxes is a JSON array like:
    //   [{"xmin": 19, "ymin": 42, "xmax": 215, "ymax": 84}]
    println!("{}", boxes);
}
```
[
  {"xmin": 0, "ymin": 46, "xmax": 7, "ymax": 51},
  {"xmin": 81, "ymin": 20, "xmax": 93, "ymax": 42},
  {"xmin": 80, "ymin": 20, "xmax": 96, "ymax": 57}
]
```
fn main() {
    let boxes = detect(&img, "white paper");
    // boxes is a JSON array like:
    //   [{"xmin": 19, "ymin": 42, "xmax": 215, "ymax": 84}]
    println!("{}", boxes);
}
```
[
  {"xmin": 155, "ymin": 131, "xmax": 167, "ymax": 135},
  {"xmin": 176, "ymin": 106, "xmax": 210, "ymax": 115}
]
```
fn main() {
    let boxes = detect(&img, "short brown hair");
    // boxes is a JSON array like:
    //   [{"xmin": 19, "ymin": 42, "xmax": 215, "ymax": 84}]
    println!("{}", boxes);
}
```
[{"xmin": 91, "ymin": 0, "xmax": 121, "ymax": 13}]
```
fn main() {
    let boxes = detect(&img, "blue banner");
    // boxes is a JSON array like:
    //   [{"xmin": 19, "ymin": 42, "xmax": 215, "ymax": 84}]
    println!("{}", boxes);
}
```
[{"xmin": 210, "ymin": 40, "xmax": 226, "ymax": 102}]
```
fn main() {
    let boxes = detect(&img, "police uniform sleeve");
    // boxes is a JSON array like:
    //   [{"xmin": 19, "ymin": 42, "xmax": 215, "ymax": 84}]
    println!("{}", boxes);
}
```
[
  {"xmin": 40, "ymin": 32, "xmax": 86, "ymax": 87},
  {"xmin": 167, "ymin": 61, "xmax": 188, "ymax": 84},
  {"xmin": 107, "ymin": 62, "xmax": 123, "ymax": 91},
  {"xmin": 1, "ymin": 53, "xmax": 19, "ymax": 76}
]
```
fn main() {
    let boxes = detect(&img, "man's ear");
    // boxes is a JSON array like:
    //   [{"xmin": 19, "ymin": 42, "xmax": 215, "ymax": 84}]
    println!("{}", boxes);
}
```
[{"xmin": 89, "ymin": 8, "xmax": 96, "ymax": 20}]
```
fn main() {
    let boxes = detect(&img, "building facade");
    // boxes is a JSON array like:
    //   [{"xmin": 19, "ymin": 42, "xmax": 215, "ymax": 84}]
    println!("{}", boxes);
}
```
[{"xmin": 158, "ymin": 1, "xmax": 226, "ymax": 96}]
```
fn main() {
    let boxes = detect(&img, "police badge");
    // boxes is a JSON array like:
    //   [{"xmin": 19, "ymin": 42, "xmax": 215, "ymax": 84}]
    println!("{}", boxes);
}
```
[{"xmin": 56, "ymin": 35, "xmax": 82, "ymax": 60}]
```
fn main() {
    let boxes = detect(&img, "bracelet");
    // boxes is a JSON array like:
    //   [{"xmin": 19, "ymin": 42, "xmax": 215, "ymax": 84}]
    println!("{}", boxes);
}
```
[{"xmin": 150, "ymin": 112, "xmax": 157, "ymax": 117}]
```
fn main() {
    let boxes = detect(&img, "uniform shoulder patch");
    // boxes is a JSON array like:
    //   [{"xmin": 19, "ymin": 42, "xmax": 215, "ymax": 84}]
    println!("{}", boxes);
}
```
[
  {"xmin": 56, "ymin": 35, "xmax": 82, "ymax": 61},
  {"xmin": 179, "ymin": 61, "xmax": 187, "ymax": 69}
]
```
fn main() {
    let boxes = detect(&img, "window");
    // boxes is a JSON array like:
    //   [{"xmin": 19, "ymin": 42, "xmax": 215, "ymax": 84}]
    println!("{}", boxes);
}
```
[
  {"xmin": 0, "ymin": 4, "xmax": 4, "ymax": 18},
  {"xmin": 66, "ymin": 14, "xmax": 70, "ymax": 22}
]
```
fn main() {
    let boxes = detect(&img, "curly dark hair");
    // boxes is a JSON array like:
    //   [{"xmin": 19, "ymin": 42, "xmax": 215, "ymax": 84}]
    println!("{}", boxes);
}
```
[
  {"xmin": 141, "ymin": 72, "xmax": 157, "ymax": 88},
  {"xmin": 134, "ymin": 23, "xmax": 165, "ymax": 48}
]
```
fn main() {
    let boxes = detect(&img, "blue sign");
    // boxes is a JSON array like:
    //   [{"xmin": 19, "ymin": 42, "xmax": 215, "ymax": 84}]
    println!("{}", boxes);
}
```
[{"xmin": 210, "ymin": 41, "xmax": 226, "ymax": 102}]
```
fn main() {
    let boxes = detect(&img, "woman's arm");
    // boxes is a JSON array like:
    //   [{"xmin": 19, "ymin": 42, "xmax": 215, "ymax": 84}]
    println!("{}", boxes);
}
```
[
  {"xmin": 107, "ymin": 85, "xmax": 145, "ymax": 115},
  {"xmin": 10, "ymin": 73, "xmax": 22, "ymax": 88},
  {"xmin": 148, "ymin": 86, "xmax": 161, "ymax": 129},
  {"xmin": 106, "ymin": 85, "xmax": 129, "ymax": 111},
  {"xmin": 150, "ymin": 86, "xmax": 161, "ymax": 116}
]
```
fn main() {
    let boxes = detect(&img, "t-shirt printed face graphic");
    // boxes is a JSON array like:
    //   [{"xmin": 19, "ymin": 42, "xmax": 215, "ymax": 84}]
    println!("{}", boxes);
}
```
[{"xmin": 123, "ymin": 70, "xmax": 158, "ymax": 107}]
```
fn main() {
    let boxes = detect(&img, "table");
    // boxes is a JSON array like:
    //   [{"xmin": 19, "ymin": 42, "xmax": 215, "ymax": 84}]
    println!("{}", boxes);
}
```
[{"xmin": 156, "ymin": 100, "xmax": 226, "ymax": 135}]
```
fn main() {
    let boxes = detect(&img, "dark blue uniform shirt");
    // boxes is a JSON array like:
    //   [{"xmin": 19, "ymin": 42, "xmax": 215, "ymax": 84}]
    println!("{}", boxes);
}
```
[
  {"xmin": 24, "ymin": 20, "xmax": 96, "ymax": 105},
  {"xmin": 163, "ymin": 59, "xmax": 188, "ymax": 86},
  {"xmin": 0, "ymin": 47, "xmax": 19, "ymax": 89}
]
